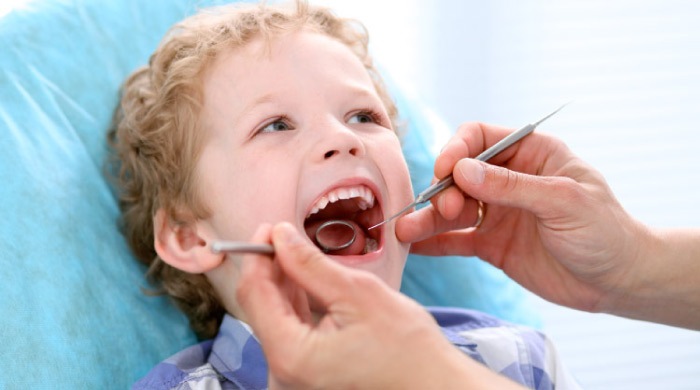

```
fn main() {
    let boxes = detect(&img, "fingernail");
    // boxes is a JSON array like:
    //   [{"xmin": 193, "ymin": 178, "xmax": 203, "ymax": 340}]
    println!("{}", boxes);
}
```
[{"xmin": 457, "ymin": 159, "xmax": 485, "ymax": 185}]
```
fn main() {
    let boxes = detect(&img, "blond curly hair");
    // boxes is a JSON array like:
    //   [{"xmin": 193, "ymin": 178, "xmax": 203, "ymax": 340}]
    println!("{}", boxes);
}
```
[{"xmin": 108, "ymin": 1, "xmax": 398, "ymax": 339}]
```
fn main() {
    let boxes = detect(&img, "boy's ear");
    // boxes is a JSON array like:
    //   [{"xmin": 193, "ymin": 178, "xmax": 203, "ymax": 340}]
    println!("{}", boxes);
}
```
[{"xmin": 153, "ymin": 209, "xmax": 222, "ymax": 273}]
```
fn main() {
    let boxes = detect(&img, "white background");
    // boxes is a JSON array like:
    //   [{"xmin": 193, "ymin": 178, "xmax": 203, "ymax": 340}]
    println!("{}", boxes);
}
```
[{"xmin": 314, "ymin": 1, "xmax": 700, "ymax": 388}]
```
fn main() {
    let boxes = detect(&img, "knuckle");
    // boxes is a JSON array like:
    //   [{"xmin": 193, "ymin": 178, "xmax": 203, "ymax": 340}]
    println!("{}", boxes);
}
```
[
  {"xmin": 538, "ymin": 176, "xmax": 588, "ymax": 211},
  {"xmin": 545, "ymin": 134, "xmax": 570, "ymax": 153},
  {"xmin": 553, "ymin": 177, "xmax": 584, "ymax": 202},
  {"xmin": 455, "ymin": 121, "xmax": 481, "ymax": 137}
]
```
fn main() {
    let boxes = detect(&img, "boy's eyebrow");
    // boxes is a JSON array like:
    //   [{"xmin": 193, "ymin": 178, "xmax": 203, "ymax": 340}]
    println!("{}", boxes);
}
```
[
  {"xmin": 239, "ymin": 85, "xmax": 381, "ymax": 118},
  {"xmin": 343, "ymin": 86, "xmax": 382, "ymax": 104},
  {"xmin": 238, "ymin": 93, "xmax": 277, "ymax": 118}
]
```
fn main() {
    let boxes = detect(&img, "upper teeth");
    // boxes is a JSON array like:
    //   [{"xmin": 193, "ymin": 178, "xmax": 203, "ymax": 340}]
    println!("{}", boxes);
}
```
[{"xmin": 307, "ymin": 185, "xmax": 376, "ymax": 217}]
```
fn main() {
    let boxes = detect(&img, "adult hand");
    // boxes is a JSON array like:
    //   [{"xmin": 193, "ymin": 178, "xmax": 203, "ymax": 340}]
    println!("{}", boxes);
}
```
[
  {"xmin": 236, "ymin": 222, "xmax": 526, "ymax": 389},
  {"xmin": 396, "ymin": 122, "xmax": 651, "ymax": 315}
]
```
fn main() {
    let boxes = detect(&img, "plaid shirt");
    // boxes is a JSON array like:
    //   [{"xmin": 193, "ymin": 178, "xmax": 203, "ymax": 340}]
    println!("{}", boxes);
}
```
[{"xmin": 133, "ymin": 308, "xmax": 579, "ymax": 390}]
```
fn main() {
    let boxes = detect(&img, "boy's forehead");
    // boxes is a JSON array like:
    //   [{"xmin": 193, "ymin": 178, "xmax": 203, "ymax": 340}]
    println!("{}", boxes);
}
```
[
  {"xmin": 203, "ymin": 31, "xmax": 374, "ymax": 96},
  {"xmin": 226, "ymin": 30, "xmax": 358, "ymax": 65},
  {"xmin": 198, "ymin": 30, "xmax": 384, "ymax": 134}
]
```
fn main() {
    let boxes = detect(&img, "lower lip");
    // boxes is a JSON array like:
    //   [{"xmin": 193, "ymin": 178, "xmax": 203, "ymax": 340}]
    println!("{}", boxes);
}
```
[{"xmin": 328, "ymin": 245, "xmax": 385, "ymax": 265}]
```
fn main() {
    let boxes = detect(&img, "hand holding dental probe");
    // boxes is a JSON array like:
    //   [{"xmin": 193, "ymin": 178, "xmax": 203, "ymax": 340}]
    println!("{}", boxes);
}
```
[
  {"xmin": 396, "ymin": 112, "xmax": 700, "ymax": 329},
  {"xmin": 368, "ymin": 102, "xmax": 570, "ymax": 231}
]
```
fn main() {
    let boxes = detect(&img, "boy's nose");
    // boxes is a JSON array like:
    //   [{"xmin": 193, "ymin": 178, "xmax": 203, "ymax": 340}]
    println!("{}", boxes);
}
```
[
  {"xmin": 323, "ymin": 145, "xmax": 359, "ymax": 159},
  {"xmin": 316, "ymin": 121, "xmax": 366, "ymax": 161}
]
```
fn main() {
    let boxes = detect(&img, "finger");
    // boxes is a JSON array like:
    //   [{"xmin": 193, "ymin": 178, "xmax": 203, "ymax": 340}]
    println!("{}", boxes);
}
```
[
  {"xmin": 435, "ymin": 122, "xmax": 514, "ymax": 179},
  {"xmin": 271, "ymin": 222, "xmax": 364, "ymax": 308},
  {"xmin": 396, "ymin": 198, "xmax": 482, "ymax": 243},
  {"xmin": 452, "ymin": 158, "xmax": 574, "ymax": 216},
  {"xmin": 433, "ymin": 186, "xmax": 465, "ymax": 221},
  {"xmin": 408, "ymin": 229, "xmax": 478, "ymax": 258},
  {"xmin": 280, "ymin": 269, "xmax": 313, "ymax": 324}
]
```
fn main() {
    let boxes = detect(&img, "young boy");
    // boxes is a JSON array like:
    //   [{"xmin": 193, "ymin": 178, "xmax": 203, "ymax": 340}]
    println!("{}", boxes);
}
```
[{"xmin": 109, "ymin": 2, "xmax": 579, "ymax": 389}]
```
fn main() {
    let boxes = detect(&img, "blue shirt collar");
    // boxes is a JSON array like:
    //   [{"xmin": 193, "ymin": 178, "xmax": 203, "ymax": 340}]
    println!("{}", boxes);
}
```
[{"xmin": 208, "ymin": 315, "xmax": 268, "ymax": 389}]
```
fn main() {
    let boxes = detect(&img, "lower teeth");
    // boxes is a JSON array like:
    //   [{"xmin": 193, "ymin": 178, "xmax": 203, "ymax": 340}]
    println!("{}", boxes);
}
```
[{"xmin": 362, "ymin": 238, "xmax": 378, "ymax": 254}]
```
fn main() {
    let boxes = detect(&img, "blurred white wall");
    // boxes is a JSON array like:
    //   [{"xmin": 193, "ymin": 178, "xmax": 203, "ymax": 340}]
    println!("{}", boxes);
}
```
[{"xmin": 314, "ymin": 1, "xmax": 700, "ymax": 389}]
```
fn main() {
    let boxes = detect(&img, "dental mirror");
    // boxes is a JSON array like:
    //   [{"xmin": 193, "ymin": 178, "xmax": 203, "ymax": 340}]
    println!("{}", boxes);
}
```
[
  {"xmin": 313, "ymin": 219, "xmax": 357, "ymax": 252},
  {"xmin": 210, "ymin": 219, "xmax": 358, "ymax": 255}
]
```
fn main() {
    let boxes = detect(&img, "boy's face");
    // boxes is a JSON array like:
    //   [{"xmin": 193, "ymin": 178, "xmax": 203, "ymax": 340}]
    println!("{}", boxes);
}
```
[{"xmin": 195, "ymin": 31, "xmax": 413, "ymax": 290}]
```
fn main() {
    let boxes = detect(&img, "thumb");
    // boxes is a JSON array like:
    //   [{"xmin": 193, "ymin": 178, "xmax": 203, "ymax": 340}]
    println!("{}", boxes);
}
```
[
  {"xmin": 271, "ymin": 222, "xmax": 356, "ymax": 308},
  {"xmin": 453, "ymin": 158, "xmax": 566, "ymax": 215}
]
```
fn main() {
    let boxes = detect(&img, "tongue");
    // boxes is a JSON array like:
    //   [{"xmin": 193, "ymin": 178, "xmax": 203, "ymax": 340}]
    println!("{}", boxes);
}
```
[{"xmin": 304, "ymin": 219, "xmax": 367, "ymax": 256}]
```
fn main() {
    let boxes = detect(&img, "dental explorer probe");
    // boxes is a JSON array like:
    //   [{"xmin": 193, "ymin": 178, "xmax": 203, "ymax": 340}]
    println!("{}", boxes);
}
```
[{"xmin": 367, "ymin": 103, "xmax": 570, "ymax": 231}]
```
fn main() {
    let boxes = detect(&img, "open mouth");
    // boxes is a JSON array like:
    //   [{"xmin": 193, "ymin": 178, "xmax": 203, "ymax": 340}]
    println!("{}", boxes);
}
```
[{"xmin": 303, "ymin": 185, "xmax": 383, "ymax": 256}]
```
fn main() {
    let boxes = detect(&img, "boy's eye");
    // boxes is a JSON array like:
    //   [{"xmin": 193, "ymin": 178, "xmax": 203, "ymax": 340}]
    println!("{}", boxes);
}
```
[
  {"xmin": 347, "ymin": 111, "xmax": 378, "ymax": 124},
  {"xmin": 258, "ymin": 118, "xmax": 292, "ymax": 134}
]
